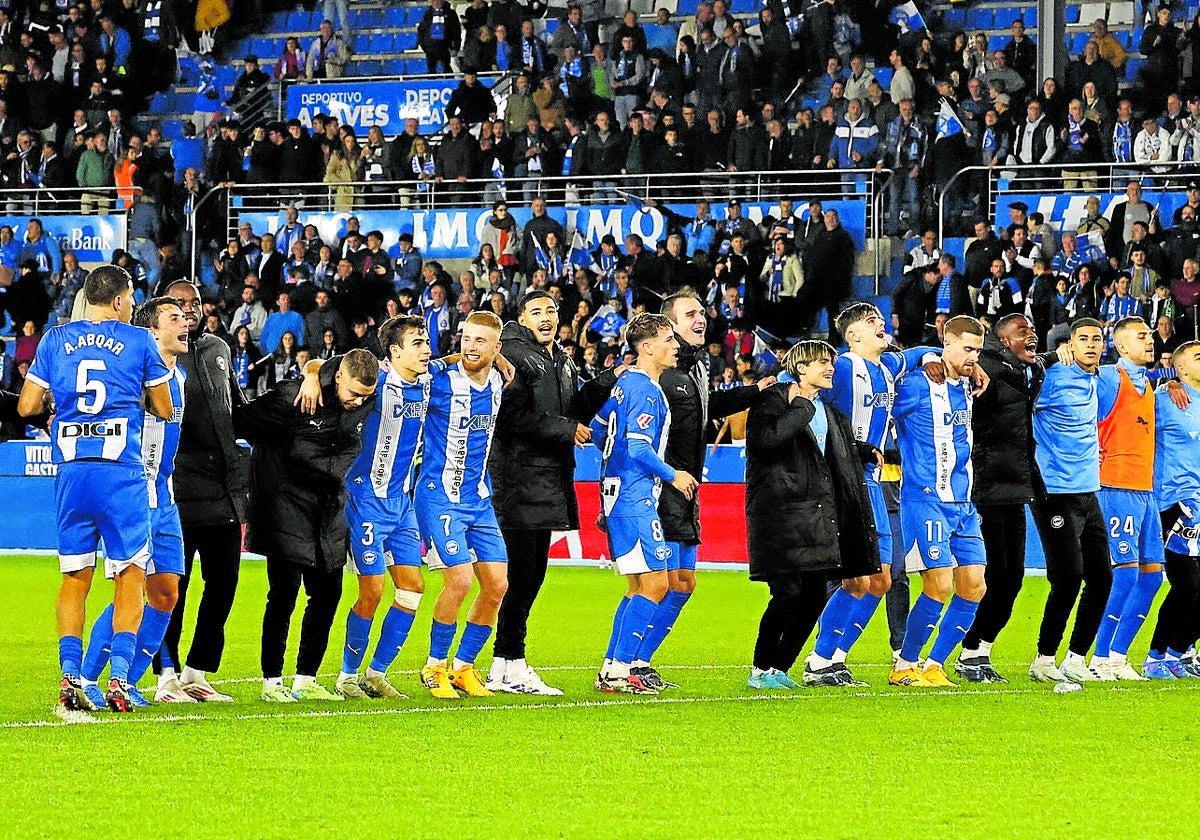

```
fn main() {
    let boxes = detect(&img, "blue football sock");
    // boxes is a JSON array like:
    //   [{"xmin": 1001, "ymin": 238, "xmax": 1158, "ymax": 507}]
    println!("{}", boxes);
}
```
[
  {"xmin": 80, "ymin": 604, "xmax": 115, "ymax": 681},
  {"xmin": 159, "ymin": 642, "xmax": 176, "ymax": 671},
  {"xmin": 369, "ymin": 606, "xmax": 417, "ymax": 672},
  {"xmin": 128, "ymin": 605, "xmax": 172, "ymax": 684},
  {"xmin": 813, "ymin": 588, "xmax": 860, "ymax": 659},
  {"xmin": 109, "ymin": 631, "xmax": 137, "ymax": 682},
  {"xmin": 928, "ymin": 595, "xmax": 981, "ymax": 665},
  {"xmin": 605, "ymin": 596, "xmax": 630, "ymax": 661},
  {"xmin": 1111, "ymin": 570, "xmax": 1164, "ymax": 656},
  {"xmin": 59, "ymin": 635, "xmax": 85, "ymax": 679},
  {"xmin": 1168, "ymin": 647, "xmax": 1187, "ymax": 660},
  {"xmin": 634, "ymin": 590, "xmax": 691, "ymax": 663},
  {"xmin": 899, "ymin": 594, "xmax": 945, "ymax": 664},
  {"xmin": 454, "ymin": 621, "xmax": 493, "ymax": 666},
  {"xmin": 1094, "ymin": 566, "xmax": 1138, "ymax": 658},
  {"xmin": 614, "ymin": 595, "xmax": 658, "ymax": 664},
  {"xmin": 429, "ymin": 620, "xmax": 457, "ymax": 662},
  {"xmin": 341, "ymin": 610, "xmax": 373, "ymax": 674},
  {"xmin": 837, "ymin": 592, "xmax": 882, "ymax": 656}
]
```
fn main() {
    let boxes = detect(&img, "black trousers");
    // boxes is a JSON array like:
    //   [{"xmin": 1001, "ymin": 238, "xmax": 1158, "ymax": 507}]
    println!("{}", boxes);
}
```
[
  {"xmin": 494, "ymin": 528, "xmax": 552, "ymax": 661},
  {"xmin": 1033, "ymin": 492, "xmax": 1113, "ymax": 658},
  {"xmin": 260, "ymin": 556, "xmax": 343, "ymax": 679},
  {"xmin": 1150, "ymin": 504, "xmax": 1200, "ymax": 654},
  {"xmin": 752, "ymin": 572, "xmax": 828, "ymax": 672},
  {"xmin": 156, "ymin": 521, "xmax": 243, "ymax": 674},
  {"xmin": 964, "ymin": 503, "xmax": 1027, "ymax": 649}
]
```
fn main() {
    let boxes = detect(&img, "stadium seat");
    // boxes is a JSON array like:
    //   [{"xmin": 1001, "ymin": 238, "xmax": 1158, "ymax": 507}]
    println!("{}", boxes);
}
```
[
  {"xmin": 942, "ymin": 8, "xmax": 966, "ymax": 29},
  {"xmin": 993, "ymin": 9, "xmax": 1021, "ymax": 29},
  {"xmin": 1064, "ymin": 4, "xmax": 1080, "ymax": 25},
  {"xmin": 1079, "ymin": 2, "xmax": 1108, "ymax": 26},
  {"xmin": 158, "ymin": 120, "xmax": 186, "ymax": 142},
  {"xmin": 383, "ymin": 7, "xmax": 406, "ymax": 27},
  {"xmin": 873, "ymin": 66, "xmax": 893, "ymax": 89},
  {"xmin": 382, "ymin": 58, "xmax": 406, "ymax": 76},
  {"xmin": 406, "ymin": 57, "xmax": 428, "ymax": 75},
  {"xmin": 353, "ymin": 33, "xmax": 373, "ymax": 54},
  {"xmin": 287, "ymin": 11, "xmax": 310, "ymax": 31},
  {"xmin": 988, "ymin": 34, "xmax": 1006, "ymax": 52},
  {"xmin": 1026, "ymin": 10, "xmax": 1037, "ymax": 28},
  {"xmin": 1109, "ymin": 2, "xmax": 1135, "ymax": 26},
  {"xmin": 1126, "ymin": 57, "xmax": 1145, "ymax": 79},
  {"xmin": 675, "ymin": 0, "xmax": 701, "ymax": 15},
  {"xmin": 729, "ymin": 0, "xmax": 758, "ymax": 13},
  {"xmin": 965, "ymin": 8, "xmax": 992, "ymax": 30},
  {"xmin": 394, "ymin": 31, "xmax": 418, "ymax": 51},
  {"xmin": 1070, "ymin": 32, "xmax": 1091, "ymax": 53},
  {"xmin": 405, "ymin": 6, "xmax": 426, "ymax": 27},
  {"xmin": 370, "ymin": 33, "xmax": 395, "ymax": 53}
]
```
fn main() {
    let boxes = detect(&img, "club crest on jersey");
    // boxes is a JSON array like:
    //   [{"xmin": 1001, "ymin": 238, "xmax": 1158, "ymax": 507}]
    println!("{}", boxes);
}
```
[
  {"xmin": 444, "ymin": 540, "xmax": 460, "ymax": 555},
  {"xmin": 1050, "ymin": 516, "xmax": 1065, "ymax": 529},
  {"xmin": 655, "ymin": 545, "xmax": 669, "ymax": 560},
  {"xmin": 927, "ymin": 546, "xmax": 942, "ymax": 560},
  {"xmin": 362, "ymin": 551, "xmax": 377, "ymax": 563},
  {"xmin": 636, "ymin": 413, "xmax": 654, "ymax": 429},
  {"xmin": 1117, "ymin": 540, "xmax": 1131, "ymax": 555}
]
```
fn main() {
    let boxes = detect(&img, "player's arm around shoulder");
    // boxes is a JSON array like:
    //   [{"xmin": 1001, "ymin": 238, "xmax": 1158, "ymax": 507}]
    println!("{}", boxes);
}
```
[
  {"xmin": 746, "ymin": 382, "xmax": 816, "ymax": 454},
  {"xmin": 234, "ymin": 378, "xmax": 303, "ymax": 441}
]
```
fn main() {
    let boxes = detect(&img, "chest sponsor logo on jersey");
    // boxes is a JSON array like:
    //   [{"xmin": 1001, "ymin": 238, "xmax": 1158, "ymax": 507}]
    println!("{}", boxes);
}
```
[
  {"xmin": 456, "ymin": 413, "xmax": 495, "ymax": 432},
  {"xmin": 392, "ymin": 400, "xmax": 426, "ymax": 419},
  {"xmin": 59, "ymin": 418, "xmax": 128, "ymax": 438},
  {"xmin": 862, "ymin": 391, "xmax": 894, "ymax": 409},
  {"xmin": 943, "ymin": 409, "xmax": 970, "ymax": 426}
]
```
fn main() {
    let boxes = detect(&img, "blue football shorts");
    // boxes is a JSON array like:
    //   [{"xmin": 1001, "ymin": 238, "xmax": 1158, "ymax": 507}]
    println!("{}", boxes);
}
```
[
  {"xmin": 901, "ymin": 495, "xmax": 986, "ymax": 573},
  {"xmin": 607, "ymin": 513, "xmax": 671, "ymax": 575},
  {"xmin": 346, "ymin": 490, "xmax": 422, "ymax": 575},
  {"xmin": 145, "ymin": 503, "xmax": 185, "ymax": 577},
  {"xmin": 55, "ymin": 461, "xmax": 150, "ymax": 576},
  {"xmin": 665, "ymin": 542, "xmax": 697, "ymax": 572},
  {"xmin": 415, "ymin": 491, "xmax": 508, "ymax": 568},
  {"xmin": 1162, "ymin": 498, "xmax": 1200, "ymax": 557},
  {"xmin": 1099, "ymin": 487, "xmax": 1165, "ymax": 566}
]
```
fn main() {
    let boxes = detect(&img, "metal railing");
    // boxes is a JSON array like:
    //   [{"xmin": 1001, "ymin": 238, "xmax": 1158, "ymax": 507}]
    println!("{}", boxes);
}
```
[
  {"xmin": 212, "ymin": 80, "xmax": 284, "ymax": 136},
  {"xmin": 936, "ymin": 161, "xmax": 1194, "ymax": 242},
  {"xmin": 0, "ymin": 185, "xmax": 141, "ymax": 217}
]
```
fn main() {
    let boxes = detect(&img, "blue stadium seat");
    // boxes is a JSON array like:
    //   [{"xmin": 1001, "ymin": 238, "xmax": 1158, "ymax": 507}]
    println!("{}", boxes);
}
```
[
  {"xmin": 159, "ymin": 120, "xmax": 186, "ymax": 142},
  {"xmin": 370, "ymin": 33, "xmax": 395, "ymax": 53},
  {"xmin": 1064, "ymin": 5, "xmax": 1080, "ymax": 25},
  {"xmin": 942, "ymin": 8, "xmax": 966, "ymax": 29},
  {"xmin": 406, "ymin": 57, "xmax": 428, "ymax": 74},
  {"xmin": 405, "ymin": 6, "xmax": 426, "ymax": 26},
  {"xmin": 353, "ymin": 33, "xmax": 373, "ymax": 54},
  {"xmin": 1071, "ymin": 31, "xmax": 1091, "ymax": 53},
  {"xmin": 1126, "ymin": 57, "xmax": 1145, "ymax": 79},
  {"xmin": 965, "ymin": 8, "xmax": 992, "ymax": 30},
  {"xmin": 676, "ymin": 0, "xmax": 701, "ymax": 15},
  {"xmin": 873, "ymin": 66, "xmax": 893, "ymax": 89},
  {"xmin": 728, "ymin": 0, "xmax": 758, "ymax": 13},
  {"xmin": 993, "ymin": 9, "xmax": 1021, "ymax": 29},
  {"xmin": 383, "ymin": 7, "xmax": 406, "ymax": 27},
  {"xmin": 1025, "ymin": 9, "xmax": 1037, "ymax": 28},
  {"xmin": 287, "ymin": 11, "xmax": 310, "ymax": 31},
  {"xmin": 988, "ymin": 34, "xmax": 1007, "ymax": 52},
  {"xmin": 382, "ymin": 58, "xmax": 406, "ymax": 76},
  {"xmin": 395, "ymin": 31, "xmax": 418, "ymax": 51}
]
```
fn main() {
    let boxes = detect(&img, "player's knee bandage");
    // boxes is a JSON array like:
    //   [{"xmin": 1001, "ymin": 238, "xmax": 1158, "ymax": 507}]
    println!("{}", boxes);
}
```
[{"xmin": 394, "ymin": 590, "xmax": 422, "ymax": 611}]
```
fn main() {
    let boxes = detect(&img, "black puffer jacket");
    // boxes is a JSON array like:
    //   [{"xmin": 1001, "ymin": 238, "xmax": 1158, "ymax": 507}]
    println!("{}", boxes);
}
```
[
  {"xmin": 970, "ymin": 346, "xmax": 1047, "ymax": 507},
  {"xmin": 234, "ymin": 360, "xmax": 373, "ymax": 570},
  {"xmin": 489, "ymin": 322, "xmax": 617, "ymax": 530},
  {"xmin": 173, "ymin": 332, "xmax": 251, "ymax": 528},
  {"xmin": 745, "ymin": 385, "xmax": 881, "ymax": 580},
  {"xmin": 659, "ymin": 339, "xmax": 762, "ymax": 544}
]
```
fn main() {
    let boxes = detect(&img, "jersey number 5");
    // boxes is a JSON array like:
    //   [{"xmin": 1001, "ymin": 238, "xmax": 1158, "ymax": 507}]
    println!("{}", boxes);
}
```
[{"xmin": 76, "ymin": 360, "xmax": 108, "ymax": 415}]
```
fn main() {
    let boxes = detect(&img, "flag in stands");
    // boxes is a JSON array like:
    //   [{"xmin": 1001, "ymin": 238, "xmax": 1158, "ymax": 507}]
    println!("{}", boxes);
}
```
[
  {"xmin": 936, "ymin": 99, "xmax": 964, "ymax": 140},
  {"xmin": 751, "ymin": 329, "xmax": 778, "ymax": 371},
  {"xmin": 568, "ymin": 230, "xmax": 591, "ymax": 272},
  {"xmin": 890, "ymin": 1, "xmax": 927, "ymax": 34},
  {"xmin": 591, "ymin": 304, "xmax": 627, "ymax": 340},
  {"xmin": 491, "ymin": 157, "xmax": 507, "ymax": 199}
]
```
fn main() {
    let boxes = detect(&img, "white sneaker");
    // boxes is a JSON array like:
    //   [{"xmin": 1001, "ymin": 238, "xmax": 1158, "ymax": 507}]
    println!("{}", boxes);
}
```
[
  {"xmin": 1109, "ymin": 657, "xmax": 1149, "ymax": 681},
  {"xmin": 154, "ymin": 677, "xmax": 199, "ymax": 703},
  {"xmin": 506, "ymin": 662, "xmax": 564, "ymax": 696},
  {"xmin": 1087, "ymin": 656, "xmax": 1119, "ymax": 682},
  {"xmin": 1060, "ymin": 658, "xmax": 1104, "ymax": 682},
  {"xmin": 485, "ymin": 657, "xmax": 508, "ymax": 692},
  {"xmin": 182, "ymin": 678, "xmax": 234, "ymax": 702},
  {"xmin": 1028, "ymin": 660, "xmax": 1070, "ymax": 683}
]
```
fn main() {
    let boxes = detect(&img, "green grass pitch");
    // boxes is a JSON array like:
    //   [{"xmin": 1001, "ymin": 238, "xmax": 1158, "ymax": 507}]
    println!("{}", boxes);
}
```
[{"xmin": 1, "ymin": 554, "xmax": 1197, "ymax": 839}]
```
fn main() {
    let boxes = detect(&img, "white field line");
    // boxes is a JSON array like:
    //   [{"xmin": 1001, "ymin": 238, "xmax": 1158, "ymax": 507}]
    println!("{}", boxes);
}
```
[{"xmin": 6, "ymin": 681, "xmax": 1198, "ymax": 729}]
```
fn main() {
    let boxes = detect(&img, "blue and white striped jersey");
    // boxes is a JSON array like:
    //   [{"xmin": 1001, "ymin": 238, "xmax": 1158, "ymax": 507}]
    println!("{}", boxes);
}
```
[
  {"xmin": 346, "ymin": 366, "xmax": 431, "ymax": 499},
  {"xmin": 591, "ymin": 368, "xmax": 674, "ymax": 517},
  {"xmin": 142, "ymin": 365, "xmax": 186, "ymax": 508},
  {"xmin": 892, "ymin": 370, "xmax": 975, "ymax": 503},
  {"xmin": 416, "ymin": 359, "xmax": 502, "ymax": 503},
  {"xmin": 26, "ymin": 320, "xmax": 171, "ymax": 466},
  {"xmin": 826, "ymin": 348, "xmax": 931, "ymax": 482}
]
